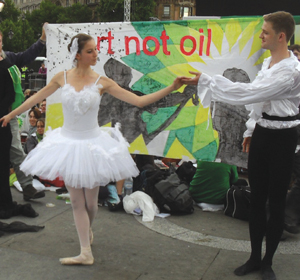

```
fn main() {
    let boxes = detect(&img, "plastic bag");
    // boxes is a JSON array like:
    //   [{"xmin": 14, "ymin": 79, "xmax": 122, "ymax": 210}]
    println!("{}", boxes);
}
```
[{"xmin": 123, "ymin": 191, "xmax": 159, "ymax": 222}]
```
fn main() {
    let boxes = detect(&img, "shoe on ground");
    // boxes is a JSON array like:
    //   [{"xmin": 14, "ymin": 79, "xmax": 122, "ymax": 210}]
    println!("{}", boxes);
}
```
[
  {"xmin": 23, "ymin": 184, "xmax": 45, "ymax": 201},
  {"xmin": 261, "ymin": 265, "xmax": 276, "ymax": 280},
  {"xmin": 107, "ymin": 200, "xmax": 123, "ymax": 212}
]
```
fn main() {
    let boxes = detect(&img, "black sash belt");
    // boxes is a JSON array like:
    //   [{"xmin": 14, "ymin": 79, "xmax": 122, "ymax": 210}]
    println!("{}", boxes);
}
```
[{"xmin": 262, "ymin": 112, "xmax": 298, "ymax": 121}]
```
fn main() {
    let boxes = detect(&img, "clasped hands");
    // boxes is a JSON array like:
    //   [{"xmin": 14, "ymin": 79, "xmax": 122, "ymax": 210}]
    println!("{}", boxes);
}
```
[{"xmin": 172, "ymin": 71, "xmax": 202, "ymax": 91}]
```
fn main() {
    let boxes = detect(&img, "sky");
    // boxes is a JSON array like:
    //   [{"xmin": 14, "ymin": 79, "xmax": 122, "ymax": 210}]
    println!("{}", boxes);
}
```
[{"xmin": 195, "ymin": 0, "xmax": 299, "ymax": 17}]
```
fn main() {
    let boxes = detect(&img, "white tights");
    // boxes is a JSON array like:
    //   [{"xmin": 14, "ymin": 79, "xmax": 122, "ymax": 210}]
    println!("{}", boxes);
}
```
[
  {"xmin": 67, "ymin": 186, "xmax": 99, "ymax": 247},
  {"xmin": 59, "ymin": 186, "xmax": 99, "ymax": 265}
]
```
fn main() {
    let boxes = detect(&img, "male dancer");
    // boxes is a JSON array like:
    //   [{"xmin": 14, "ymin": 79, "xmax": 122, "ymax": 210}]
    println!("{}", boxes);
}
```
[{"xmin": 182, "ymin": 11, "xmax": 300, "ymax": 280}]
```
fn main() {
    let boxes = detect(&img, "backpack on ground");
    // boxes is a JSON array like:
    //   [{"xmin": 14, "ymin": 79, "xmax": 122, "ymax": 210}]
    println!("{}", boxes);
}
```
[
  {"xmin": 133, "ymin": 165, "xmax": 170, "ymax": 196},
  {"xmin": 153, "ymin": 173, "xmax": 194, "ymax": 215},
  {"xmin": 224, "ymin": 184, "xmax": 251, "ymax": 221}
]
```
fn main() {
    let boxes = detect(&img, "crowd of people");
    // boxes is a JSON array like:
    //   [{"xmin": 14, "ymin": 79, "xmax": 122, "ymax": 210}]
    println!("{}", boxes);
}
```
[{"xmin": 0, "ymin": 10, "xmax": 300, "ymax": 280}]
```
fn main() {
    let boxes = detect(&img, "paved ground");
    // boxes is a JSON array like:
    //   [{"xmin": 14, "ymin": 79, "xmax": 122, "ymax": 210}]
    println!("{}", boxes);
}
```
[{"xmin": 0, "ymin": 187, "xmax": 299, "ymax": 280}]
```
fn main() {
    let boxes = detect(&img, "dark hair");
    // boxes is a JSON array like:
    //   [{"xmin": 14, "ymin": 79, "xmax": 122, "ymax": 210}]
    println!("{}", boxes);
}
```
[
  {"xmin": 28, "ymin": 108, "xmax": 42, "ymax": 119},
  {"xmin": 289, "ymin": 44, "xmax": 300, "ymax": 52},
  {"xmin": 67, "ymin": 33, "xmax": 94, "ymax": 54},
  {"xmin": 263, "ymin": 11, "xmax": 295, "ymax": 43},
  {"xmin": 36, "ymin": 118, "xmax": 45, "ymax": 127},
  {"xmin": 0, "ymin": 30, "xmax": 3, "ymax": 37}
]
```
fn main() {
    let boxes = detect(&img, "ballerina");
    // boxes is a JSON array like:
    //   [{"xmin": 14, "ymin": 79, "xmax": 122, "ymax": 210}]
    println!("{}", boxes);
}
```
[{"xmin": 0, "ymin": 33, "xmax": 183, "ymax": 265}]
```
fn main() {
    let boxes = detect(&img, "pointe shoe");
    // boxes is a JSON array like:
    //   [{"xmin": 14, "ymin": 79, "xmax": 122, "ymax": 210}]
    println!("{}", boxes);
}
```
[
  {"xmin": 90, "ymin": 228, "xmax": 94, "ymax": 245},
  {"xmin": 60, "ymin": 246, "xmax": 94, "ymax": 265},
  {"xmin": 59, "ymin": 256, "xmax": 94, "ymax": 265}
]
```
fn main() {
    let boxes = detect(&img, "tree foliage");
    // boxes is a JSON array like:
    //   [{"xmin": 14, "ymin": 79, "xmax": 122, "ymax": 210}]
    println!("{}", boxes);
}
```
[
  {"xmin": 57, "ymin": 3, "xmax": 94, "ymax": 23},
  {"xmin": 0, "ymin": 0, "xmax": 157, "ymax": 52},
  {"xmin": 26, "ymin": 0, "xmax": 64, "ymax": 38},
  {"xmin": 0, "ymin": 0, "xmax": 20, "ymax": 22},
  {"xmin": 0, "ymin": 0, "xmax": 35, "ymax": 52},
  {"xmin": 96, "ymin": 0, "xmax": 156, "ymax": 22},
  {"xmin": 131, "ymin": 0, "xmax": 156, "ymax": 21}
]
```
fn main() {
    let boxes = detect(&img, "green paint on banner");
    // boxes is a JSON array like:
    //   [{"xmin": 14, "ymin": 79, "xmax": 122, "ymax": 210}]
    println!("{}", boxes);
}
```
[
  {"xmin": 192, "ymin": 140, "xmax": 218, "ymax": 161},
  {"xmin": 163, "ymin": 126, "xmax": 217, "ymax": 160},
  {"xmin": 193, "ymin": 121, "xmax": 216, "ymax": 151},
  {"xmin": 163, "ymin": 130, "xmax": 176, "ymax": 156},
  {"xmin": 174, "ymin": 126, "xmax": 195, "ymax": 153},
  {"xmin": 161, "ymin": 126, "xmax": 195, "ymax": 157},
  {"xmin": 132, "ymin": 75, "xmax": 166, "ymax": 94},
  {"xmin": 121, "ymin": 51, "xmax": 165, "ymax": 75},
  {"xmin": 164, "ymin": 20, "xmax": 188, "ymax": 27},
  {"xmin": 148, "ymin": 67, "xmax": 178, "ymax": 87},
  {"xmin": 141, "ymin": 107, "xmax": 178, "ymax": 134},
  {"xmin": 238, "ymin": 17, "xmax": 263, "ymax": 34},
  {"xmin": 187, "ymin": 20, "xmax": 209, "ymax": 35},
  {"xmin": 131, "ymin": 22, "xmax": 174, "ymax": 48},
  {"xmin": 155, "ymin": 45, "xmax": 187, "ymax": 67},
  {"xmin": 166, "ymin": 106, "xmax": 199, "ymax": 130},
  {"xmin": 164, "ymin": 23, "xmax": 192, "ymax": 45}
]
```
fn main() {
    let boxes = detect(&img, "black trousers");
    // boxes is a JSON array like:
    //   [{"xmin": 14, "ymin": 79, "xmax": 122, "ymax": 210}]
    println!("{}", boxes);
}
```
[
  {"xmin": 248, "ymin": 124, "xmax": 297, "ymax": 266},
  {"xmin": 0, "ymin": 124, "xmax": 13, "ymax": 209}
]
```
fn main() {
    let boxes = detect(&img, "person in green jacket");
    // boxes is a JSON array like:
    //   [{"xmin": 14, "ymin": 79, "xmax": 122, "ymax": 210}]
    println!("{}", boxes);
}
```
[{"xmin": 189, "ymin": 160, "xmax": 238, "ymax": 205}]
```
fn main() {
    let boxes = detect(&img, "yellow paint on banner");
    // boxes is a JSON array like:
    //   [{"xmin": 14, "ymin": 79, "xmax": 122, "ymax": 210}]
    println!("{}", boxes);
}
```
[
  {"xmin": 225, "ymin": 19, "xmax": 242, "ymax": 52},
  {"xmin": 195, "ymin": 106, "xmax": 209, "ymax": 126},
  {"xmin": 254, "ymin": 50, "xmax": 270, "ymax": 66},
  {"xmin": 102, "ymin": 122, "xmax": 112, "ymax": 127},
  {"xmin": 167, "ymin": 63, "xmax": 199, "ymax": 78},
  {"xmin": 248, "ymin": 30, "xmax": 263, "ymax": 59},
  {"xmin": 165, "ymin": 137, "xmax": 194, "ymax": 159},
  {"xmin": 174, "ymin": 45, "xmax": 205, "ymax": 63},
  {"xmin": 207, "ymin": 21, "xmax": 224, "ymax": 55},
  {"xmin": 46, "ymin": 103, "xmax": 63, "ymax": 130},
  {"xmin": 192, "ymin": 123, "xmax": 216, "ymax": 152},
  {"xmin": 239, "ymin": 20, "xmax": 260, "ymax": 54},
  {"xmin": 128, "ymin": 134, "xmax": 148, "ymax": 154}
]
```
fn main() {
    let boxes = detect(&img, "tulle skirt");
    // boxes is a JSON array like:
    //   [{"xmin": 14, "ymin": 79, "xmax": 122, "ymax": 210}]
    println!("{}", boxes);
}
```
[{"xmin": 20, "ymin": 124, "xmax": 139, "ymax": 189}]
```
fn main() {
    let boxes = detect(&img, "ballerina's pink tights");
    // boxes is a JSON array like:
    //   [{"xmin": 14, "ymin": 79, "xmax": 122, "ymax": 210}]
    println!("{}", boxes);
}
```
[{"xmin": 66, "ymin": 186, "xmax": 100, "ymax": 248}]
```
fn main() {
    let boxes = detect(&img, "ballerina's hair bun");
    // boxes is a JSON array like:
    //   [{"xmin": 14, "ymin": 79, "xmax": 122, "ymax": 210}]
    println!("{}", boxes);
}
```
[{"xmin": 67, "ymin": 33, "xmax": 94, "ymax": 54}]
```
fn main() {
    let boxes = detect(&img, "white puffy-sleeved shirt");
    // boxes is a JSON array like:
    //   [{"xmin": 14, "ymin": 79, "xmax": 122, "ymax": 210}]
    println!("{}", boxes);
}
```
[{"xmin": 197, "ymin": 51, "xmax": 300, "ymax": 137}]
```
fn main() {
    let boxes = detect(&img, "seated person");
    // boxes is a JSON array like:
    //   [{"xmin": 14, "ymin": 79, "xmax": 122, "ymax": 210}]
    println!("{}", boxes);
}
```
[
  {"xmin": 39, "ymin": 99, "xmax": 46, "ymax": 118},
  {"xmin": 23, "ymin": 89, "xmax": 31, "ymax": 101},
  {"xmin": 189, "ymin": 160, "xmax": 238, "ymax": 205},
  {"xmin": 27, "ymin": 107, "xmax": 41, "ymax": 135},
  {"xmin": 25, "ymin": 118, "xmax": 45, "ymax": 154}
]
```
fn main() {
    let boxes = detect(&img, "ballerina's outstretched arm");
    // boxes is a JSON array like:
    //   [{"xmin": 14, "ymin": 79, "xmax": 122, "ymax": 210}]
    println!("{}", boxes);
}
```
[
  {"xmin": 0, "ymin": 72, "xmax": 63, "ymax": 127},
  {"xmin": 99, "ymin": 76, "xmax": 185, "ymax": 108}
]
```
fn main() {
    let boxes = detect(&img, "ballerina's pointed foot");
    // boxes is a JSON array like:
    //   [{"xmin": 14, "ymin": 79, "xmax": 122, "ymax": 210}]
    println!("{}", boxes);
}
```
[
  {"xmin": 59, "ymin": 256, "xmax": 94, "ymax": 265},
  {"xmin": 59, "ymin": 246, "xmax": 94, "ymax": 265}
]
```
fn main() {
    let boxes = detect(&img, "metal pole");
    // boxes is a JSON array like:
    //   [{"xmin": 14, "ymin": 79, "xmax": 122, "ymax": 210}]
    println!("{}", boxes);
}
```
[{"xmin": 124, "ymin": 0, "xmax": 130, "ymax": 22}]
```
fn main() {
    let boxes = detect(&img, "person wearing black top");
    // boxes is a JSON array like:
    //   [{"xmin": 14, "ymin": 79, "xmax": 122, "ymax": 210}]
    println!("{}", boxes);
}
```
[
  {"xmin": 0, "ymin": 54, "xmax": 16, "ymax": 214},
  {"xmin": 2, "ymin": 23, "xmax": 47, "ymax": 201}
]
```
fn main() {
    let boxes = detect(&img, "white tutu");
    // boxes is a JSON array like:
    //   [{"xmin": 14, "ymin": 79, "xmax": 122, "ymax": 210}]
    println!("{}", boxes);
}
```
[{"xmin": 21, "ymin": 124, "xmax": 139, "ymax": 188}]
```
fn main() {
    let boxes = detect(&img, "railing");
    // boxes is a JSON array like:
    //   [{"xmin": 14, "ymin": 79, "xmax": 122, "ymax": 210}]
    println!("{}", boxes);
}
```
[{"xmin": 22, "ymin": 72, "xmax": 47, "ymax": 91}]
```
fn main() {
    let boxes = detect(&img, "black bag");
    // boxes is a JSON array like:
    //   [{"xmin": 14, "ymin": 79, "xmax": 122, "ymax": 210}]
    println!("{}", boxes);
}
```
[
  {"xmin": 153, "ymin": 173, "xmax": 194, "ymax": 214},
  {"xmin": 176, "ymin": 161, "xmax": 196, "ymax": 184},
  {"xmin": 133, "ymin": 168, "xmax": 169, "ymax": 195},
  {"xmin": 224, "ymin": 185, "xmax": 251, "ymax": 220}
]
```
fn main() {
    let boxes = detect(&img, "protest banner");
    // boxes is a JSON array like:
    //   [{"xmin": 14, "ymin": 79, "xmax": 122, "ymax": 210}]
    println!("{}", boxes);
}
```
[{"xmin": 45, "ymin": 17, "xmax": 270, "ymax": 166}]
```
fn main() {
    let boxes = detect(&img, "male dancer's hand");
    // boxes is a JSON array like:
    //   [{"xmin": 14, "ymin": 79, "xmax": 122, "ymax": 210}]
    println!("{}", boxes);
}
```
[
  {"xmin": 242, "ymin": 137, "xmax": 251, "ymax": 153},
  {"xmin": 0, "ymin": 114, "xmax": 12, "ymax": 127},
  {"xmin": 181, "ymin": 71, "xmax": 202, "ymax": 85}
]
